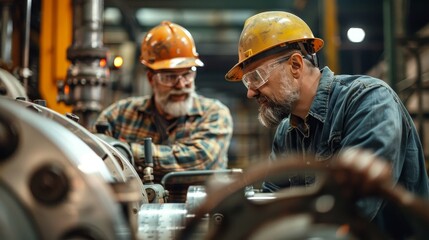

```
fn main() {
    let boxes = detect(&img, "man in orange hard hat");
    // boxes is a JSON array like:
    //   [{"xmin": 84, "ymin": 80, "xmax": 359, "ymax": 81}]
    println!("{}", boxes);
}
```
[
  {"xmin": 226, "ymin": 11, "xmax": 429, "ymax": 238},
  {"xmin": 95, "ymin": 21, "xmax": 233, "ymax": 202}
]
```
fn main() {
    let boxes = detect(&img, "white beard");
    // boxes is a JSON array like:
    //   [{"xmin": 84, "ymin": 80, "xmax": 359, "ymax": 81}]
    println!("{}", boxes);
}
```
[
  {"xmin": 162, "ymin": 93, "xmax": 194, "ymax": 117},
  {"xmin": 154, "ymin": 85, "xmax": 195, "ymax": 117}
]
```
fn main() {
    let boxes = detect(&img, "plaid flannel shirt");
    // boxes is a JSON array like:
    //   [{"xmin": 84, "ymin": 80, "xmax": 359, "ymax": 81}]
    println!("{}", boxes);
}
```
[{"xmin": 94, "ymin": 94, "xmax": 233, "ymax": 182}]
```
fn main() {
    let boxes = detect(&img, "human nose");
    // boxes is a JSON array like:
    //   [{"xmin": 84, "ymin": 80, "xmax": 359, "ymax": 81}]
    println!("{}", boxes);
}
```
[
  {"xmin": 173, "ymin": 75, "xmax": 188, "ymax": 88},
  {"xmin": 247, "ymin": 87, "xmax": 259, "ymax": 99}
]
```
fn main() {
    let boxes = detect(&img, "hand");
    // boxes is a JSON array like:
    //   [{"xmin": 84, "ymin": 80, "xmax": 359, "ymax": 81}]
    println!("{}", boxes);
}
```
[{"xmin": 334, "ymin": 148, "xmax": 393, "ymax": 197}]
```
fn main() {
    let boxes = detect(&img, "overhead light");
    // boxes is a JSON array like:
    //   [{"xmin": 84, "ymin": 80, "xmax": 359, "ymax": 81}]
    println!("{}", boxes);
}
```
[
  {"xmin": 347, "ymin": 27, "xmax": 365, "ymax": 43},
  {"xmin": 112, "ymin": 56, "xmax": 124, "ymax": 69}
]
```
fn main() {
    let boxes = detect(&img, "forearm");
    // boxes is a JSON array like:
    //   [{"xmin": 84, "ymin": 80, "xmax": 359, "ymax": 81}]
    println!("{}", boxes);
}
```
[{"xmin": 130, "ymin": 137, "xmax": 230, "ymax": 171}]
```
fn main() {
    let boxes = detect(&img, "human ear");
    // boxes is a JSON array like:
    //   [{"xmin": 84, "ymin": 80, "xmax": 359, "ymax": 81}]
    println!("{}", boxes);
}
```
[
  {"xmin": 147, "ymin": 71, "xmax": 155, "ymax": 86},
  {"xmin": 290, "ymin": 53, "xmax": 303, "ymax": 78}
]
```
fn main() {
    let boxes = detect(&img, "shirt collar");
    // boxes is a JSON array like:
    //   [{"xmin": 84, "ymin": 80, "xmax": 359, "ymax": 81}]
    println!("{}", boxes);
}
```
[
  {"xmin": 288, "ymin": 66, "xmax": 334, "ymax": 132},
  {"xmin": 290, "ymin": 114, "xmax": 310, "ymax": 137},
  {"xmin": 308, "ymin": 66, "xmax": 335, "ymax": 123}
]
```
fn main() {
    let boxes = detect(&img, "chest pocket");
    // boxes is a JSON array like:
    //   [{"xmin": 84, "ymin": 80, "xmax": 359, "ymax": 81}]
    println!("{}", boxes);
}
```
[{"xmin": 316, "ymin": 132, "xmax": 342, "ymax": 161}]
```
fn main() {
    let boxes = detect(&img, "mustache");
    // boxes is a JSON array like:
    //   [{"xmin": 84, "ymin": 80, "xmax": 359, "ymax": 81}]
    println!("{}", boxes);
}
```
[
  {"xmin": 256, "ymin": 95, "xmax": 272, "ymax": 106},
  {"xmin": 168, "ymin": 88, "xmax": 194, "ymax": 96}
]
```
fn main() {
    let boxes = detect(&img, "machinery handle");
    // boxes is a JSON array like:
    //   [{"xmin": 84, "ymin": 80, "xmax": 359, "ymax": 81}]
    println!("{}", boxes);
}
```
[{"xmin": 144, "ymin": 137, "xmax": 153, "ymax": 167}]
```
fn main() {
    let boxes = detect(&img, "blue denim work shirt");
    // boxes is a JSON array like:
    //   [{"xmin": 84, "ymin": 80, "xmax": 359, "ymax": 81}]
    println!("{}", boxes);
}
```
[{"xmin": 263, "ymin": 66, "xmax": 429, "ymax": 237}]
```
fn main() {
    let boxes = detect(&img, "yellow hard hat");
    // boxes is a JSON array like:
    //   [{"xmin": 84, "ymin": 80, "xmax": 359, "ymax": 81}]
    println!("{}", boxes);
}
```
[
  {"xmin": 140, "ymin": 21, "xmax": 204, "ymax": 70},
  {"xmin": 225, "ymin": 11, "xmax": 324, "ymax": 81}
]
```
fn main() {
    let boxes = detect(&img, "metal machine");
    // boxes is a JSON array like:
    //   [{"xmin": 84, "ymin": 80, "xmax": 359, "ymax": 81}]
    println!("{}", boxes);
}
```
[
  {"xmin": 2, "ymin": 97, "xmax": 429, "ymax": 240},
  {"xmin": 0, "ymin": 97, "xmax": 233, "ymax": 239},
  {"xmin": 182, "ymin": 153, "xmax": 429, "ymax": 240},
  {"xmin": 0, "ymin": 99, "xmax": 130, "ymax": 240},
  {"xmin": 57, "ymin": 0, "xmax": 110, "ymax": 129},
  {"xmin": 0, "ymin": 68, "xmax": 28, "ymax": 100}
]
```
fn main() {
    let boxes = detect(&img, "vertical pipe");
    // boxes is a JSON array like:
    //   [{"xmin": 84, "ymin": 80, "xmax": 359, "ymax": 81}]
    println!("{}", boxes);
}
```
[
  {"xmin": 323, "ymin": 0, "xmax": 339, "ymax": 73},
  {"xmin": 1, "ymin": 4, "xmax": 13, "ymax": 63},
  {"xmin": 415, "ymin": 50, "xmax": 424, "ymax": 148},
  {"xmin": 394, "ymin": 0, "xmax": 405, "ymax": 89},
  {"xmin": 39, "ymin": 0, "xmax": 73, "ymax": 113},
  {"xmin": 63, "ymin": 0, "xmax": 110, "ymax": 129},
  {"xmin": 22, "ymin": 0, "xmax": 32, "ymax": 93},
  {"xmin": 383, "ymin": 0, "xmax": 397, "ymax": 92}
]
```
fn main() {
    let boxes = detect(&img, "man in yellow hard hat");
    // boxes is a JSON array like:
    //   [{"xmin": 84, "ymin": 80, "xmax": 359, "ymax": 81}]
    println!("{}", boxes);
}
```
[
  {"xmin": 95, "ymin": 21, "xmax": 233, "ymax": 202},
  {"xmin": 226, "ymin": 11, "xmax": 429, "ymax": 238}
]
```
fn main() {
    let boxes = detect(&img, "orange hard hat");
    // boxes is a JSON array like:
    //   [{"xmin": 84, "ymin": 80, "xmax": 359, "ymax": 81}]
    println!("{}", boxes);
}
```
[
  {"xmin": 140, "ymin": 21, "xmax": 204, "ymax": 70},
  {"xmin": 226, "ymin": 11, "xmax": 324, "ymax": 81}
]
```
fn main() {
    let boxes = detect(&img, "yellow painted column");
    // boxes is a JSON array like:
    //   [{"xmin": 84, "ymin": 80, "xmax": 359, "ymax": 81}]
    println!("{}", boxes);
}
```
[
  {"xmin": 39, "ymin": 0, "xmax": 72, "ymax": 113},
  {"xmin": 323, "ymin": 0, "xmax": 340, "ymax": 73}
]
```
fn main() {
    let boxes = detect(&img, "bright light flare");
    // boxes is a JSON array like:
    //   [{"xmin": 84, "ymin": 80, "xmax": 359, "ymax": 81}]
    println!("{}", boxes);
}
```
[
  {"xmin": 113, "ymin": 56, "xmax": 124, "ymax": 68},
  {"xmin": 347, "ymin": 27, "xmax": 365, "ymax": 43}
]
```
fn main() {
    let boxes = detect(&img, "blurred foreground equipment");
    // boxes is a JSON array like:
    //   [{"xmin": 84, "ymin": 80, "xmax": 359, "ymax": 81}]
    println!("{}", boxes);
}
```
[{"xmin": 2, "ymin": 97, "xmax": 429, "ymax": 240}]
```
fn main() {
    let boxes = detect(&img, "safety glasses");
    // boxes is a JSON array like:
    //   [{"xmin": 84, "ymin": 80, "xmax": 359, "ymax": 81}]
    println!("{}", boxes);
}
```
[
  {"xmin": 153, "ymin": 69, "xmax": 196, "ymax": 87},
  {"xmin": 242, "ymin": 55, "xmax": 291, "ymax": 90}
]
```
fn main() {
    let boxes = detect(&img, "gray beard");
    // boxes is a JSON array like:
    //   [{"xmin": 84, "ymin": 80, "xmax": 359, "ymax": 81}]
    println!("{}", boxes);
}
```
[
  {"xmin": 258, "ymin": 88, "xmax": 299, "ymax": 128},
  {"xmin": 154, "ymin": 86, "xmax": 195, "ymax": 117},
  {"xmin": 258, "ymin": 100, "xmax": 292, "ymax": 128}
]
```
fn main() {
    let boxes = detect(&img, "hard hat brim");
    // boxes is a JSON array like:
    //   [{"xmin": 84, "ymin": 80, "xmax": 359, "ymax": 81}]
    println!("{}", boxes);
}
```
[
  {"xmin": 225, "ymin": 38, "xmax": 324, "ymax": 82},
  {"xmin": 225, "ymin": 61, "xmax": 244, "ymax": 82},
  {"xmin": 142, "ymin": 57, "xmax": 204, "ymax": 70}
]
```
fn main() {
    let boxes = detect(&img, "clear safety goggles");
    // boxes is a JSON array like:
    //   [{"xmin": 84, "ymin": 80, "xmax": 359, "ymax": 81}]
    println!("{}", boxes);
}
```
[
  {"xmin": 242, "ymin": 55, "xmax": 291, "ymax": 90},
  {"xmin": 153, "ymin": 68, "xmax": 196, "ymax": 87}
]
